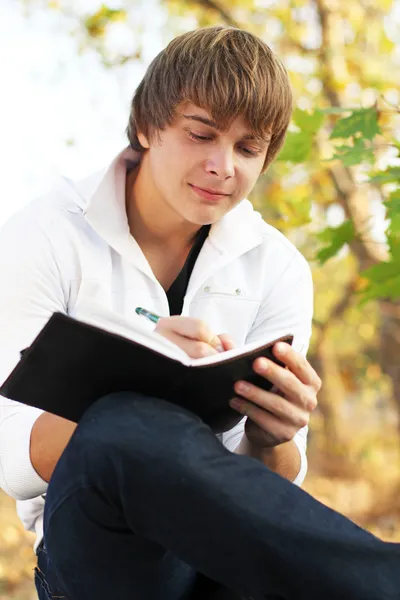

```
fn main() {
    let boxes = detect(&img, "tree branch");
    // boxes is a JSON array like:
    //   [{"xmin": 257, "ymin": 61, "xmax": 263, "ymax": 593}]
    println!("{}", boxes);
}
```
[
  {"xmin": 186, "ymin": 0, "xmax": 239, "ymax": 27},
  {"xmin": 329, "ymin": 164, "xmax": 388, "ymax": 267},
  {"xmin": 314, "ymin": 0, "xmax": 341, "ymax": 107},
  {"xmin": 313, "ymin": 0, "xmax": 388, "ymax": 269}
]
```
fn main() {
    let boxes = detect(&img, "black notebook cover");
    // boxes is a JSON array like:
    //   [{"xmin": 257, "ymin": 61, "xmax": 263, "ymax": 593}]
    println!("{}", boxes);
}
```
[{"xmin": 0, "ymin": 313, "xmax": 293, "ymax": 433}]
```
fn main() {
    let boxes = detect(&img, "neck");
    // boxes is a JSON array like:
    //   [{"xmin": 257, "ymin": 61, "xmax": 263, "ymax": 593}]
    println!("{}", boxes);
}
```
[{"xmin": 126, "ymin": 158, "xmax": 201, "ymax": 251}]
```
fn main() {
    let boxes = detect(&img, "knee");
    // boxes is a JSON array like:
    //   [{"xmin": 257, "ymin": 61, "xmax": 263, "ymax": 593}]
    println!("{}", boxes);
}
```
[
  {"xmin": 48, "ymin": 392, "xmax": 227, "ymax": 522},
  {"xmin": 81, "ymin": 391, "xmax": 200, "ymax": 434},
  {"xmin": 72, "ymin": 392, "xmax": 208, "ymax": 466}
]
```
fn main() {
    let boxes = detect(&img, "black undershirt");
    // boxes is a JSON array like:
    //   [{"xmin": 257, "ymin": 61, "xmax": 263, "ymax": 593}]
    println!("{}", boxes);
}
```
[{"xmin": 166, "ymin": 225, "xmax": 211, "ymax": 315}]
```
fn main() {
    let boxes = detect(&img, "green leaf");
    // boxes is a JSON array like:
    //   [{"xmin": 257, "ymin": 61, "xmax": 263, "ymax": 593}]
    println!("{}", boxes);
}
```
[
  {"xmin": 330, "ymin": 107, "xmax": 381, "ymax": 141},
  {"xmin": 362, "ymin": 260, "xmax": 400, "ymax": 283},
  {"xmin": 293, "ymin": 197, "xmax": 312, "ymax": 225},
  {"xmin": 326, "ymin": 138, "xmax": 374, "ymax": 167},
  {"xmin": 359, "ymin": 281, "xmax": 399, "ymax": 304},
  {"xmin": 390, "ymin": 215, "xmax": 400, "ymax": 236},
  {"xmin": 84, "ymin": 5, "xmax": 127, "ymax": 38},
  {"xmin": 369, "ymin": 167, "xmax": 400, "ymax": 184},
  {"xmin": 293, "ymin": 109, "xmax": 324, "ymax": 135},
  {"xmin": 277, "ymin": 131, "xmax": 312, "ymax": 163},
  {"xmin": 384, "ymin": 190, "xmax": 400, "ymax": 219},
  {"xmin": 316, "ymin": 220, "xmax": 355, "ymax": 264},
  {"xmin": 360, "ymin": 265, "xmax": 400, "ymax": 303},
  {"xmin": 280, "ymin": 196, "xmax": 312, "ymax": 227},
  {"xmin": 318, "ymin": 107, "xmax": 354, "ymax": 115},
  {"xmin": 388, "ymin": 233, "xmax": 400, "ymax": 260},
  {"xmin": 384, "ymin": 190, "xmax": 400, "ymax": 259}
]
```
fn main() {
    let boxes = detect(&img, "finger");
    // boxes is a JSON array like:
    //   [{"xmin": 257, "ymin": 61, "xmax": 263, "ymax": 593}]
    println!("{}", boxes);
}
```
[
  {"xmin": 217, "ymin": 333, "xmax": 235, "ymax": 352},
  {"xmin": 155, "ymin": 327, "xmax": 218, "ymax": 358},
  {"xmin": 273, "ymin": 343, "xmax": 322, "ymax": 390},
  {"xmin": 252, "ymin": 357, "xmax": 305, "ymax": 404},
  {"xmin": 157, "ymin": 317, "xmax": 223, "ymax": 351},
  {"xmin": 233, "ymin": 381, "xmax": 309, "ymax": 428},
  {"xmin": 229, "ymin": 397, "xmax": 296, "ymax": 444},
  {"xmin": 253, "ymin": 358, "xmax": 318, "ymax": 413}
]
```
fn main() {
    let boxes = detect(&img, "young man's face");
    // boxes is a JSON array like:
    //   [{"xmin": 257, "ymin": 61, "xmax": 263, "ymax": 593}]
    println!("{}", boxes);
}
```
[{"xmin": 137, "ymin": 102, "xmax": 271, "ymax": 226}]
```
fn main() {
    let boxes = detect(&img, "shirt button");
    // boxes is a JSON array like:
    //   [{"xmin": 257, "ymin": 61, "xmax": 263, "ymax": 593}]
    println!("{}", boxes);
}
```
[
  {"xmin": 235, "ymin": 288, "xmax": 242, "ymax": 295},
  {"xmin": 204, "ymin": 286, "xmax": 211, "ymax": 293}
]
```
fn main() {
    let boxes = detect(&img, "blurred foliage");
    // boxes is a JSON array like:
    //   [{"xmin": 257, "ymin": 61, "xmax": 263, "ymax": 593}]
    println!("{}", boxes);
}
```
[
  {"xmin": 4, "ymin": 0, "xmax": 400, "ymax": 596},
  {"xmin": 0, "ymin": 493, "xmax": 36, "ymax": 600},
  {"xmin": 83, "ymin": 5, "xmax": 127, "ymax": 39}
]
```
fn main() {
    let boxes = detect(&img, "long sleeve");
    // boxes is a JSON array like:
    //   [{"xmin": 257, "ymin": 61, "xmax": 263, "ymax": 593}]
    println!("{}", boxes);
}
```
[
  {"xmin": 238, "ymin": 250, "xmax": 314, "ymax": 486},
  {"xmin": 0, "ymin": 207, "xmax": 68, "ymax": 500}
]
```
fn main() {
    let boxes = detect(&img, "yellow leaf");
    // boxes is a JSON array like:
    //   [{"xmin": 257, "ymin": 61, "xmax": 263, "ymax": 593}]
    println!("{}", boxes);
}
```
[{"xmin": 379, "ymin": 34, "xmax": 396, "ymax": 54}]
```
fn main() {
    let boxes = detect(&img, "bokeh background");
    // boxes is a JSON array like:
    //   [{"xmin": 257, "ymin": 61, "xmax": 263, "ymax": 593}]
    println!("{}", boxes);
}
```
[{"xmin": 0, "ymin": 0, "xmax": 399, "ymax": 598}]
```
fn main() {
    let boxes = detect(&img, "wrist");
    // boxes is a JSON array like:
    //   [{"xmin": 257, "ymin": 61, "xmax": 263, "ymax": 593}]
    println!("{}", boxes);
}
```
[
  {"xmin": 236, "ymin": 435, "xmax": 301, "ymax": 482},
  {"xmin": 236, "ymin": 433, "xmax": 278, "ymax": 461},
  {"xmin": 250, "ymin": 437, "xmax": 288, "ymax": 462}
]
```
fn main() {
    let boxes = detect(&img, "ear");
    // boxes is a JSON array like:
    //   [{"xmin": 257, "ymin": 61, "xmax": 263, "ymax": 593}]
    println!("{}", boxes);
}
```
[{"xmin": 137, "ymin": 131, "xmax": 150, "ymax": 149}]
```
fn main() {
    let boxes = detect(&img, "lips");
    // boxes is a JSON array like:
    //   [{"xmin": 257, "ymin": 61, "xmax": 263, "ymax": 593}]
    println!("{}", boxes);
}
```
[{"xmin": 189, "ymin": 184, "xmax": 231, "ymax": 202}]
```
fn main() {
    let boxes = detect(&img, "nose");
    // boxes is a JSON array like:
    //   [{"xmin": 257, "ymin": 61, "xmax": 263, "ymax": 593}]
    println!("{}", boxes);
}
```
[{"xmin": 205, "ymin": 147, "xmax": 235, "ymax": 180}]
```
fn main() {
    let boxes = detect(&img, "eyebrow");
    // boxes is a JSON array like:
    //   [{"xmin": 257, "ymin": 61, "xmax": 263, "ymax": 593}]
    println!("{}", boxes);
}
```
[{"xmin": 182, "ymin": 114, "xmax": 270, "ymax": 143}]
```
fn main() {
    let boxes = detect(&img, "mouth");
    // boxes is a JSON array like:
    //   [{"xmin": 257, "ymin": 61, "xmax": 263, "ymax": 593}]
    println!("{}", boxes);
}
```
[{"xmin": 189, "ymin": 184, "xmax": 231, "ymax": 202}]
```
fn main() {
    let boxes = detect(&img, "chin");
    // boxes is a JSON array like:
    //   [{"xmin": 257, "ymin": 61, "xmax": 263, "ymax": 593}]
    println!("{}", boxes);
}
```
[
  {"xmin": 188, "ymin": 211, "xmax": 223, "ymax": 226},
  {"xmin": 190, "ymin": 203, "xmax": 231, "ymax": 225}
]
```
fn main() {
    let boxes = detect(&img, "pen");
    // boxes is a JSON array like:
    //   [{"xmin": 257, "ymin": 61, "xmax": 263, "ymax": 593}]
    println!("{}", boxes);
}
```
[
  {"xmin": 135, "ymin": 307, "xmax": 225, "ymax": 353},
  {"xmin": 135, "ymin": 307, "xmax": 161, "ymax": 324}
]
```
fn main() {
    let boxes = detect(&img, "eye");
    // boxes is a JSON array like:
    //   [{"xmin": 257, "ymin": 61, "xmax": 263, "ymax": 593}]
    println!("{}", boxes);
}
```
[
  {"xmin": 188, "ymin": 131, "xmax": 212, "ymax": 142},
  {"xmin": 239, "ymin": 146, "xmax": 260, "ymax": 157}
]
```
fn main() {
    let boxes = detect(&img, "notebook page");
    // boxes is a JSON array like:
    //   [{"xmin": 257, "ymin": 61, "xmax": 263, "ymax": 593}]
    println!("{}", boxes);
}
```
[
  {"xmin": 188, "ymin": 332, "xmax": 294, "ymax": 367},
  {"xmin": 74, "ymin": 305, "xmax": 193, "ymax": 366}
]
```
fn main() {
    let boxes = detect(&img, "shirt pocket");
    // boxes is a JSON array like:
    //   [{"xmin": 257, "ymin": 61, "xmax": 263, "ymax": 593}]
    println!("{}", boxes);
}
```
[
  {"xmin": 198, "ymin": 284, "xmax": 248, "ymax": 299},
  {"xmin": 189, "ymin": 286, "xmax": 260, "ymax": 346}
]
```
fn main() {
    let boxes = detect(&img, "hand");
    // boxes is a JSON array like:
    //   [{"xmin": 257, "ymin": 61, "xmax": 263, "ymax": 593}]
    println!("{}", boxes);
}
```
[
  {"xmin": 229, "ymin": 342, "xmax": 321, "ymax": 449},
  {"xmin": 155, "ymin": 316, "xmax": 235, "ymax": 359}
]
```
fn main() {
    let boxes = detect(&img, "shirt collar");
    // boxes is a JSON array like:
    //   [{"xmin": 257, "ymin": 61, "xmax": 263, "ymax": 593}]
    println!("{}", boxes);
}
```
[{"xmin": 67, "ymin": 146, "xmax": 265, "ymax": 260}]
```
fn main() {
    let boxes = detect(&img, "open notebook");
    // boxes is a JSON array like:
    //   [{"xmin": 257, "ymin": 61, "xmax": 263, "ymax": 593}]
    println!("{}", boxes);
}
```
[{"xmin": 0, "ymin": 307, "xmax": 293, "ymax": 433}]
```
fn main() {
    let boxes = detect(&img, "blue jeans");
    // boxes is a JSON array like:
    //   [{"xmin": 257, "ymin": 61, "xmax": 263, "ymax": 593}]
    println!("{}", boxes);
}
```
[{"xmin": 37, "ymin": 392, "xmax": 400, "ymax": 600}]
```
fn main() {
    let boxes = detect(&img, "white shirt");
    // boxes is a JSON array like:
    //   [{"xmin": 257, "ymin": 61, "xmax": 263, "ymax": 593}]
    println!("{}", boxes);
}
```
[{"xmin": 0, "ymin": 147, "xmax": 313, "ymax": 551}]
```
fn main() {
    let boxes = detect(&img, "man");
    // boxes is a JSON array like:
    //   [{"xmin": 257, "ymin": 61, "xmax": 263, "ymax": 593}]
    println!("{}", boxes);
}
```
[{"xmin": 0, "ymin": 25, "xmax": 398, "ymax": 600}]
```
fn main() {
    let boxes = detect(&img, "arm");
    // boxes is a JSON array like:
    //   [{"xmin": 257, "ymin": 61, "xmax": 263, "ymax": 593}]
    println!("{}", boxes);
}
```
[
  {"xmin": 221, "ymin": 416, "xmax": 307, "ymax": 483},
  {"xmin": 30, "ymin": 413, "xmax": 77, "ymax": 483},
  {"xmin": 231, "ymin": 252, "xmax": 316, "ymax": 485},
  {"xmin": 235, "ymin": 437, "xmax": 301, "ymax": 482},
  {"xmin": 0, "ymin": 208, "xmax": 70, "ymax": 498}
]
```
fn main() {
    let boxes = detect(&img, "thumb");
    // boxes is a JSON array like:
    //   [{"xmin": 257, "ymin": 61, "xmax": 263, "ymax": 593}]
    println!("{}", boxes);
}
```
[{"xmin": 217, "ymin": 333, "xmax": 235, "ymax": 352}]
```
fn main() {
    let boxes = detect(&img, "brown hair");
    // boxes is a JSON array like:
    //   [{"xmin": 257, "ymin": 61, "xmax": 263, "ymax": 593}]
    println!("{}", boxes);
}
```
[{"xmin": 127, "ymin": 26, "xmax": 292, "ymax": 171}]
